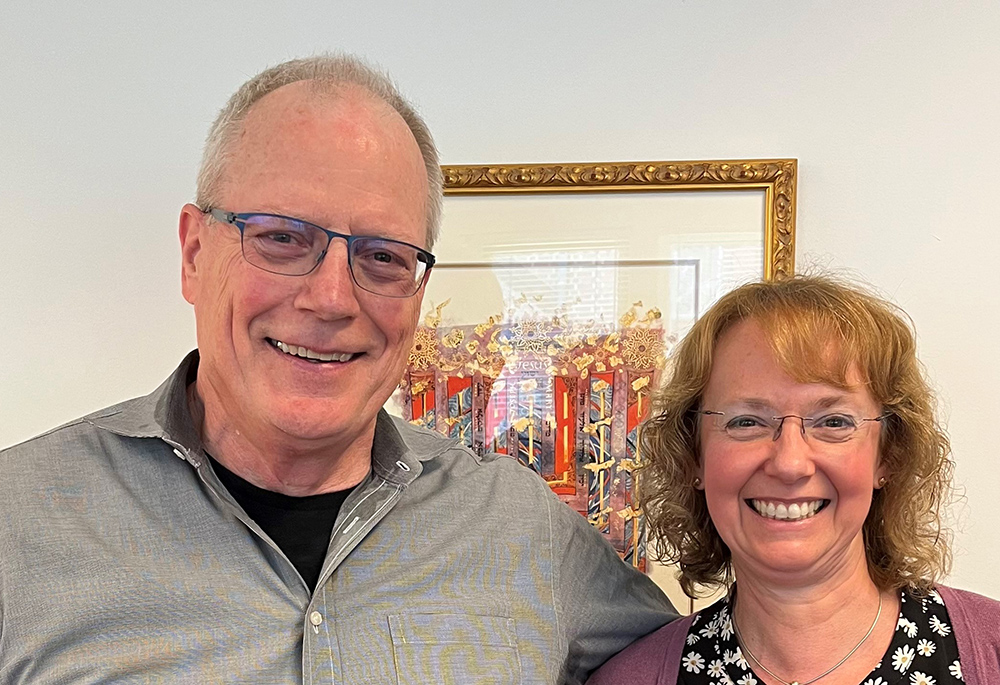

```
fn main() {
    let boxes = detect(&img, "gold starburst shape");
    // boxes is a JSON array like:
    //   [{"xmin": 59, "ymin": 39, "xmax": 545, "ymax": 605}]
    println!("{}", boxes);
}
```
[
  {"xmin": 621, "ymin": 328, "xmax": 664, "ymax": 370},
  {"xmin": 510, "ymin": 321, "xmax": 552, "ymax": 353},
  {"xmin": 408, "ymin": 328, "xmax": 439, "ymax": 371}
]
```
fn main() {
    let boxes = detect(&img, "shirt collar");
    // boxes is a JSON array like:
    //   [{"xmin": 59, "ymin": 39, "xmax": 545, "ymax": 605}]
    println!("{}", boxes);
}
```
[
  {"xmin": 87, "ymin": 350, "xmax": 454, "ymax": 485},
  {"xmin": 87, "ymin": 350, "xmax": 202, "ymax": 450}
]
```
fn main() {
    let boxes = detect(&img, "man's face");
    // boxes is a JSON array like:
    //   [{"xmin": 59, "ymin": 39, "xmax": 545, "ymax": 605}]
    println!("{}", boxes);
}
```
[{"xmin": 180, "ymin": 83, "xmax": 428, "ymax": 453}]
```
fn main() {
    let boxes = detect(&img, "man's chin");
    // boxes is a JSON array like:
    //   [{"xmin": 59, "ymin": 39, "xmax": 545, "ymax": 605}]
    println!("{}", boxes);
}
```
[{"xmin": 265, "ymin": 403, "xmax": 376, "ymax": 446}]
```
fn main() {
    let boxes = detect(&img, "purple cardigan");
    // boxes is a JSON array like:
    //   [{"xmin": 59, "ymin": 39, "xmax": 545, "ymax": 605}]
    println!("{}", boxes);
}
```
[{"xmin": 588, "ymin": 585, "xmax": 1000, "ymax": 685}]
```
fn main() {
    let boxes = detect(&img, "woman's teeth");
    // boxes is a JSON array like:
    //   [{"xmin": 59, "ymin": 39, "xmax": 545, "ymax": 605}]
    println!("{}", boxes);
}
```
[
  {"xmin": 750, "ymin": 499, "xmax": 827, "ymax": 521},
  {"xmin": 270, "ymin": 339, "xmax": 353, "ymax": 363}
]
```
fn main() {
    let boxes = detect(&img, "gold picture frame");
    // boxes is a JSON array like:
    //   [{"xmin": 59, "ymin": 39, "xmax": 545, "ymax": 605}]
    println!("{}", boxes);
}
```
[
  {"xmin": 441, "ymin": 158, "xmax": 797, "ymax": 280},
  {"xmin": 395, "ymin": 158, "xmax": 796, "ymax": 611}
]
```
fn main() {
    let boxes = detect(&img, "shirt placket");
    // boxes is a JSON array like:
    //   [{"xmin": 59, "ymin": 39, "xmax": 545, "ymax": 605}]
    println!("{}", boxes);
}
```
[{"xmin": 302, "ymin": 473, "xmax": 407, "ymax": 684}]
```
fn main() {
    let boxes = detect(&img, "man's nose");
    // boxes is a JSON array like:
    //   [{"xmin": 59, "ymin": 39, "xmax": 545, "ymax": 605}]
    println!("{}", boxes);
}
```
[
  {"xmin": 763, "ymin": 417, "xmax": 816, "ymax": 482},
  {"xmin": 292, "ymin": 241, "xmax": 362, "ymax": 319}
]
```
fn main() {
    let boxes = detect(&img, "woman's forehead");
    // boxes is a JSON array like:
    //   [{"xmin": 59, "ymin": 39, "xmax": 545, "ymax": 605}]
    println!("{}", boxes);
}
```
[{"xmin": 705, "ymin": 318, "xmax": 873, "ymax": 405}]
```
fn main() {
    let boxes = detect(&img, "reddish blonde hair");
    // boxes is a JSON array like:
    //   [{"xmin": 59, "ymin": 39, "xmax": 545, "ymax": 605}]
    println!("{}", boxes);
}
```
[{"xmin": 640, "ymin": 275, "xmax": 952, "ymax": 597}]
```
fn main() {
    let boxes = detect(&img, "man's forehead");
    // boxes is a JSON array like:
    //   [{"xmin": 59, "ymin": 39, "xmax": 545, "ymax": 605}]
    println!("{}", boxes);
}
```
[
  {"xmin": 213, "ymin": 78, "xmax": 428, "ymax": 243},
  {"xmin": 241, "ymin": 81, "xmax": 398, "ymax": 140}
]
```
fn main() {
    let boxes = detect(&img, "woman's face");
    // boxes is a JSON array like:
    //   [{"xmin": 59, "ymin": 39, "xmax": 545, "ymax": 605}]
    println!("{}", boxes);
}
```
[{"xmin": 698, "ymin": 319, "xmax": 886, "ymax": 585}]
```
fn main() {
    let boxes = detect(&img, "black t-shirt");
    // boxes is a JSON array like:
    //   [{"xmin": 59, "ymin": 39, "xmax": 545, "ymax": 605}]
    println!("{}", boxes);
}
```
[{"xmin": 208, "ymin": 455, "xmax": 353, "ymax": 592}]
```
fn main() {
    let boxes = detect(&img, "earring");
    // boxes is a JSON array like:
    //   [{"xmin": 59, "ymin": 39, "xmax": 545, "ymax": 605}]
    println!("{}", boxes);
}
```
[
  {"xmin": 693, "ymin": 477, "xmax": 702, "ymax": 489},
  {"xmin": 877, "ymin": 476, "xmax": 887, "ymax": 488}
]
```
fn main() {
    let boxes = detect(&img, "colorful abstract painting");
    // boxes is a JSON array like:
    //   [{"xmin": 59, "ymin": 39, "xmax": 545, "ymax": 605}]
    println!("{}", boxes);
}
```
[{"xmin": 396, "ymin": 297, "xmax": 675, "ymax": 572}]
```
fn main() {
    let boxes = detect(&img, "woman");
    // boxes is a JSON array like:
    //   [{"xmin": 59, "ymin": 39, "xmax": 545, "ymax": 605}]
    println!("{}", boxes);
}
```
[{"xmin": 589, "ymin": 275, "xmax": 999, "ymax": 685}]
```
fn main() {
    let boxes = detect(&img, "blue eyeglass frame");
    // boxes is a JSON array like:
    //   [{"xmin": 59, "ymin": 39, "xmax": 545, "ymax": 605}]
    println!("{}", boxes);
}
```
[{"xmin": 205, "ymin": 208, "xmax": 436, "ymax": 295}]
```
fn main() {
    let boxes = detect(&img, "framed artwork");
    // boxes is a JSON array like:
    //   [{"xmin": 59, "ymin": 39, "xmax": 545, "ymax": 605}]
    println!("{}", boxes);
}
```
[{"xmin": 388, "ymin": 159, "xmax": 796, "ymax": 585}]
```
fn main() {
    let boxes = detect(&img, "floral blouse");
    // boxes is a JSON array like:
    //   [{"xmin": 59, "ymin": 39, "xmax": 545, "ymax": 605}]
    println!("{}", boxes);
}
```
[{"xmin": 677, "ymin": 587, "xmax": 963, "ymax": 685}]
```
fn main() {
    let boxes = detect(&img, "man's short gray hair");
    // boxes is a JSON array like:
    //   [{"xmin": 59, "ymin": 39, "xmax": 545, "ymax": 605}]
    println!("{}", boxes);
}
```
[{"xmin": 196, "ymin": 55, "xmax": 443, "ymax": 249}]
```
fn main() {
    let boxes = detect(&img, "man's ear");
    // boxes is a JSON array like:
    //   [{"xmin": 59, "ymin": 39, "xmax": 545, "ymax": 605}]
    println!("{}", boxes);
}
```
[{"xmin": 179, "ymin": 204, "xmax": 205, "ymax": 305}]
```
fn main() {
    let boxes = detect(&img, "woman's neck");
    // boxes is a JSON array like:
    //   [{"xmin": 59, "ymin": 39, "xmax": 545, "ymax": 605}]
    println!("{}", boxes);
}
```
[{"xmin": 731, "ymin": 555, "xmax": 899, "ymax": 685}]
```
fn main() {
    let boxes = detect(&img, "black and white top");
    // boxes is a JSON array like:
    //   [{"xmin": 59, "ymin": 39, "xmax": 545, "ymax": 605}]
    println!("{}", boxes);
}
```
[{"xmin": 678, "ymin": 587, "xmax": 963, "ymax": 685}]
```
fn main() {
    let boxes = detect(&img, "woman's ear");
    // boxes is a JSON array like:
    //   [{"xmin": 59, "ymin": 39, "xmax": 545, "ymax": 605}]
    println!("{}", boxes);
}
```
[
  {"xmin": 874, "ymin": 464, "xmax": 888, "ymax": 489},
  {"xmin": 693, "ymin": 463, "xmax": 705, "ymax": 490}
]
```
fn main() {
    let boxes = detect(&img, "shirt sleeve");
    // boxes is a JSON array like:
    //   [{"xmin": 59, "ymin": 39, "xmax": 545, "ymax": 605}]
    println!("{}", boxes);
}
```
[{"xmin": 546, "ymin": 487, "xmax": 680, "ymax": 684}]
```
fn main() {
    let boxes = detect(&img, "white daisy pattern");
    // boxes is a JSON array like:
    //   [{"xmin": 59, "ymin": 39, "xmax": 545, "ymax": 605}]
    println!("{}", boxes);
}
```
[
  {"xmin": 949, "ymin": 660, "xmax": 963, "ymax": 680},
  {"xmin": 699, "ymin": 621, "xmax": 720, "ymax": 639},
  {"xmin": 917, "ymin": 638, "xmax": 936, "ymax": 656},
  {"xmin": 898, "ymin": 616, "xmax": 919, "ymax": 638},
  {"xmin": 929, "ymin": 615, "xmax": 952, "ymax": 637},
  {"xmin": 683, "ymin": 652, "xmax": 706, "ymax": 673},
  {"xmin": 719, "ymin": 614, "xmax": 734, "ymax": 640},
  {"xmin": 675, "ymin": 587, "xmax": 963, "ymax": 685},
  {"xmin": 893, "ymin": 645, "xmax": 916, "ymax": 673}
]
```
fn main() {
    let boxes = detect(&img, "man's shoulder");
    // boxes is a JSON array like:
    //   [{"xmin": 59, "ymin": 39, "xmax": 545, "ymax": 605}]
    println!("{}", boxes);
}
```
[
  {"xmin": 392, "ymin": 415, "xmax": 546, "ymax": 480},
  {"xmin": 390, "ymin": 415, "xmax": 569, "ymax": 517},
  {"xmin": 1, "ymin": 397, "xmax": 148, "ymax": 471}
]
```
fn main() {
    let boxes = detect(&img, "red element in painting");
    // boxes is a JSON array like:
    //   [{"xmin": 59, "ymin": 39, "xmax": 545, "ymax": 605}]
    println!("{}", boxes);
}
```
[{"xmin": 397, "ymin": 304, "xmax": 671, "ymax": 570}]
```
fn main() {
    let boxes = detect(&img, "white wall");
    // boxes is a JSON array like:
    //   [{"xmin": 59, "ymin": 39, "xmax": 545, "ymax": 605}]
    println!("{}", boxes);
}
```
[{"xmin": 2, "ymin": 1, "xmax": 998, "ymax": 597}]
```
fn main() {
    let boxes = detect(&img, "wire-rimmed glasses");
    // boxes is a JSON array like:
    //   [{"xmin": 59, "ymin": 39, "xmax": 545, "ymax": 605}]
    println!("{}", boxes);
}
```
[
  {"xmin": 205, "ymin": 208, "xmax": 436, "ymax": 298},
  {"xmin": 696, "ymin": 410, "xmax": 889, "ymax": 444}
]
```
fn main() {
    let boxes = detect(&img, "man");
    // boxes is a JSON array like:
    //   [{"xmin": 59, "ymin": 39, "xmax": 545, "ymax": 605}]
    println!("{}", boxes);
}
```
[{"xmin": 0, "ymin": 55, "xmax": 676, "ymax": 683}]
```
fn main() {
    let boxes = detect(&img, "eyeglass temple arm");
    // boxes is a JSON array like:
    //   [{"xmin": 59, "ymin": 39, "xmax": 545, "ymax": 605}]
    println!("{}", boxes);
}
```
[{"xmin": 206, "ymin": 208, "xmax": 237, "ymax": 224}]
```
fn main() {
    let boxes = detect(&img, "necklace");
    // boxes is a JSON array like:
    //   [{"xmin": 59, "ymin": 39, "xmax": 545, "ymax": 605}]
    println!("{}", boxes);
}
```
[{"xmin": 732, "ymin": 592, "xmax": 883, "ymax": 685}]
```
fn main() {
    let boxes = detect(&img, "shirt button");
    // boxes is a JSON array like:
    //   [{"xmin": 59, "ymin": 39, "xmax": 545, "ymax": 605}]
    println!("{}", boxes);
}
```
[{"xmin": 309, "ymin": 611, "xmax": 324, "ymax": 627}]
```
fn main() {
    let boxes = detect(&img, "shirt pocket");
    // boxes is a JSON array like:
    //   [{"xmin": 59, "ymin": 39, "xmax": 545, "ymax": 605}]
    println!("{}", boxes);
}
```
[{"xmin": 388, "ymin": 612, "xmax": 522, "ymax": 685}]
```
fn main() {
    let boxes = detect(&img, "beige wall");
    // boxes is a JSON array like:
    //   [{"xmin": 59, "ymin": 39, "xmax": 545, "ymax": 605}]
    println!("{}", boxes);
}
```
[{"xmin": 2, "ymin": 1, "xmax": 998, "ymax": 599}]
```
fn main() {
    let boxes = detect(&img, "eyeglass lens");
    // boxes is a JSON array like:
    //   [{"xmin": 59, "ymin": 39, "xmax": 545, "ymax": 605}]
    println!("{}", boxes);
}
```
[
  {"xmin": 239, "ymin": 214, "xmax": 428, "ymax": 297},
  {"xmin": 710, "ymin": 413, "xmax": 871, "ymax": 444}
]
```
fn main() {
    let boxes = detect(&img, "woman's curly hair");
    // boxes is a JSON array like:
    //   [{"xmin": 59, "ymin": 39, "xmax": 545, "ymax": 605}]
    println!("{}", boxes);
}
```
[{"xmin": 640, "ymin": 274, "xmax": 953, "ymax": 598}]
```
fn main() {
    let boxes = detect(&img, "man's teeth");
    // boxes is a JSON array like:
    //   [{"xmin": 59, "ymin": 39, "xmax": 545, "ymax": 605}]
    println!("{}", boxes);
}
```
[
  {"xmin": 751, "ymin": 499, "xmax": 826, "ymax": 521},
  {"xmin": 272, "ymin": 340, "xmax": 353, "ymax": 363}
]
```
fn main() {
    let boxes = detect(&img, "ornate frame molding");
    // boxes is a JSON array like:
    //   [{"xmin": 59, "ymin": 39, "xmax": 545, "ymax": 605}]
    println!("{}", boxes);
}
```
[{"xmin": 442, "ymin": 159, "xmax": 797, "ymax": 280}]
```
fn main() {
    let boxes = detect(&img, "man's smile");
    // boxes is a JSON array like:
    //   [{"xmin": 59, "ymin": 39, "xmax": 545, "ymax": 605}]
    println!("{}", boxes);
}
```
[{"xmin": 266, "ymin": 337, "xmax": 360, "ymax": 364}]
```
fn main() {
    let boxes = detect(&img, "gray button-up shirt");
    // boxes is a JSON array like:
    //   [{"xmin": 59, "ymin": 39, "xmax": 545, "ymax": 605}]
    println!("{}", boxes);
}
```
[{"xmin": 0, "ymin": 352, "xmax": 677, "ymax": 684}]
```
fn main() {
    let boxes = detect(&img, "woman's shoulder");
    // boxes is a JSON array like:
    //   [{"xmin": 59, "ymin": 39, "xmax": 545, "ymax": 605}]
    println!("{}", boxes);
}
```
[
  {"xmin": 936, "ymin": 584, "xmax": 1000, "ymax": 614},
  {"xmin": 586, "ymin": 612, "xmax": 698, "ymax": 685},
  {"xmin": 936, "ymin": 583, "xmax": 1000, "ymax": 639},
  {"xmin": 935, "ymin": 584, "xmax": 1000, "ymax": 684}
]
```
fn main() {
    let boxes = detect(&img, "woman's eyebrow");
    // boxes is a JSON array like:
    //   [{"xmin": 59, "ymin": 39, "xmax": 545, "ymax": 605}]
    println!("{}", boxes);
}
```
[
  {"xmin": 722, "ymin": 395, "xmax": 857, "ymax": 413},
  {"xmin": 810, "ymin": 394, "xmax": 855, "ymax": 411},
  {"xmin": 724, "ymin": 398, "xmax": 775, "ymax": 412}
]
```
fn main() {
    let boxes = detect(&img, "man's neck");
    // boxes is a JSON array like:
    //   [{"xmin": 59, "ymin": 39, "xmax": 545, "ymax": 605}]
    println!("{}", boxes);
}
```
[
  {"xmin": 731, "ymin": 548, "xmax": 899, "ymax": 684},
  {"xmin": 186, "ymin": 381, "xmax": 372, "ymax": 496}
]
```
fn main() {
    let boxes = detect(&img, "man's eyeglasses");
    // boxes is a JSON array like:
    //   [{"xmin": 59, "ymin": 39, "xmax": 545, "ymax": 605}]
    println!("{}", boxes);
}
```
[
  {"xmin": 204, "ymin": 208, "xmax": 436, "ymax": 298},
  {"xmin": 696, "ymin": 410, "xmax": 889, "ymax": 444}
]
